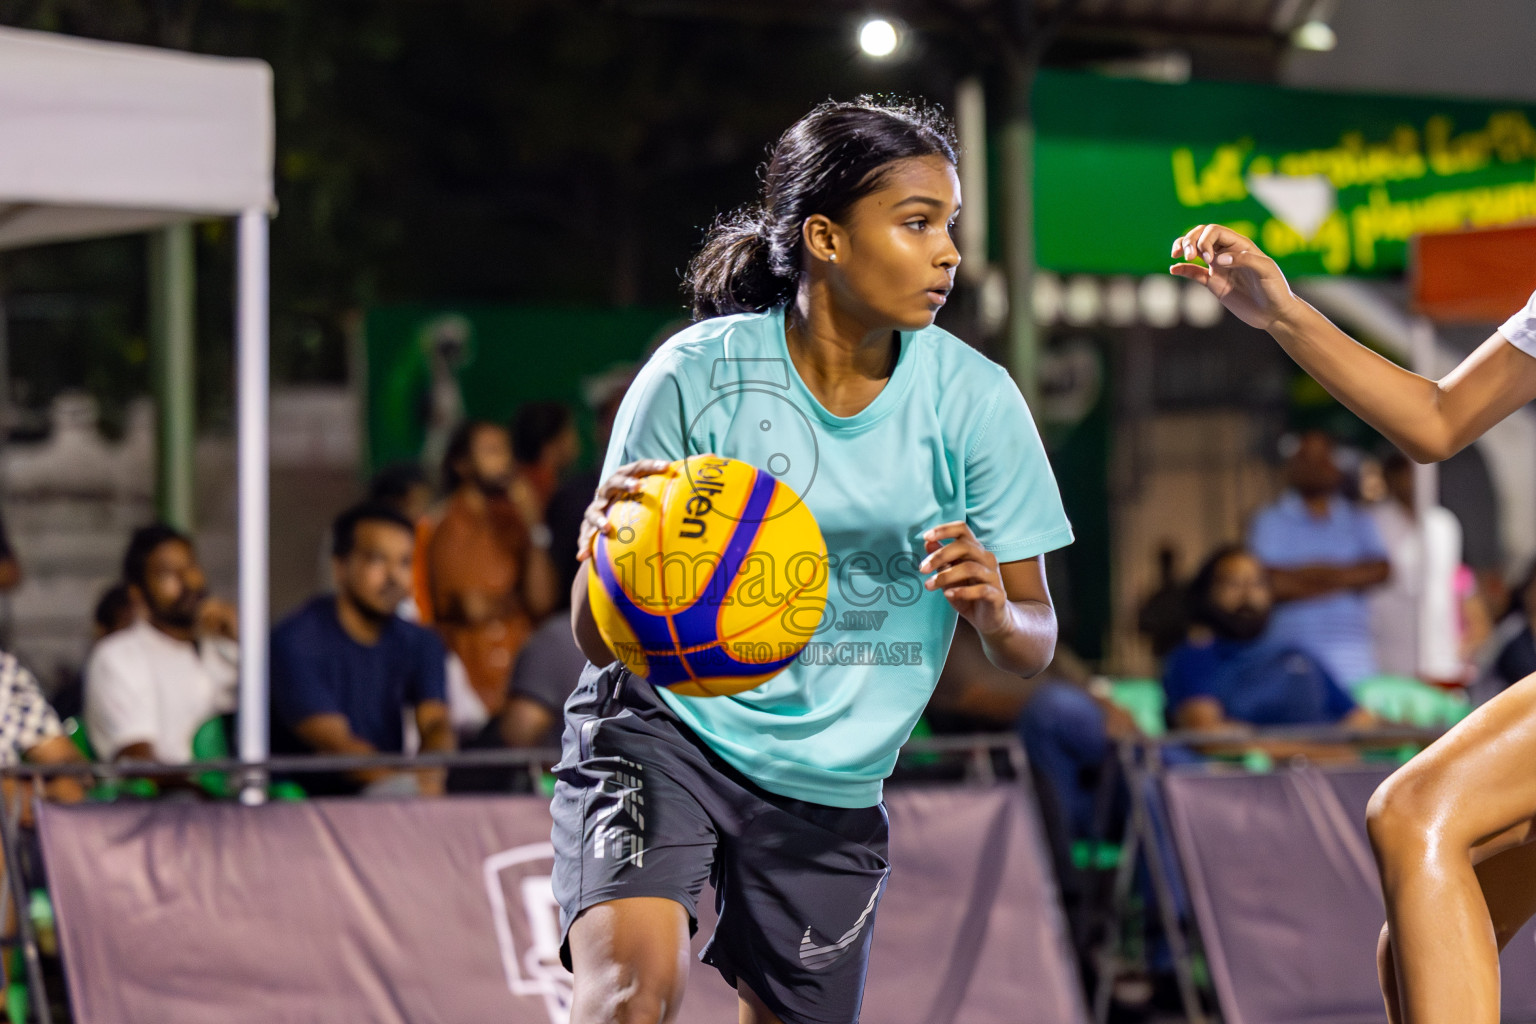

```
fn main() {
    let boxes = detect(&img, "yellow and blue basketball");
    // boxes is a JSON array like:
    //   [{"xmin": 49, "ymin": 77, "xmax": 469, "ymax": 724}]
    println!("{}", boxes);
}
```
[{"xmin": 588, "ymin": 454, "xmax": 829, "ymax": 697}]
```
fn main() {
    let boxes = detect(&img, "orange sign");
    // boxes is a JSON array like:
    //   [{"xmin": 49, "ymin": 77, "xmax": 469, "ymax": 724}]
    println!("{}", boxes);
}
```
[{"xmin": 1411, "ymin": 223, "xmax": 1536, "ymax": 323}]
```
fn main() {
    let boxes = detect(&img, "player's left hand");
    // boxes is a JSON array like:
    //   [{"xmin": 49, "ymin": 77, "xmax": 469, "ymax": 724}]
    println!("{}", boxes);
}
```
[{"xmin": 921, "ymin": 522, "xmax": 1009, "ymax": 635}]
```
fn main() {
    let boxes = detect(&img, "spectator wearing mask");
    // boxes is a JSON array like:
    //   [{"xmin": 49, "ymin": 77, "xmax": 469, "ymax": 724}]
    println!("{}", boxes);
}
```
[
  {"xmin": 1249, "ymin": 431, "xmax": 1390, "ymax": 688},
  {"xmin": 1164, "ymin": 545, "xmax": 1377, "ymax": 756},
  {"xmin": 1368, "ymin": 451, "xmax": 1467, "ymax": 683},
  {"xmin": 84, "ymin": 525, "xmax": 239, "ymax": 764},
  {"xmin": 272, "ymin": 503, "xmax": 455, "ymax": 797},
  {"xmin": 426, "ymin": 421, "xmax": 558, "ymax": 716}
]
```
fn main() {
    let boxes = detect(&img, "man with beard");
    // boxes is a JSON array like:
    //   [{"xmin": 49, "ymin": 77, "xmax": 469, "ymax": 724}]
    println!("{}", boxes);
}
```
[
  {"xmin": 85, "ymin": 524, "xmax": 239, "ymax": 764},
  {"xmin": 1163, "ymin": 545, "xmax": 1378, "ymax": 756},
  {"xmin": 426, "ymin": 420, "xmax": 558, "ymax": 717},
  {"xmin": 1249, "ymin": 430, "xmax": 1391, "ymax": 689},
  {"xmin": 271, "ymin": 504, "xmax": 455, "ymax": 796}
]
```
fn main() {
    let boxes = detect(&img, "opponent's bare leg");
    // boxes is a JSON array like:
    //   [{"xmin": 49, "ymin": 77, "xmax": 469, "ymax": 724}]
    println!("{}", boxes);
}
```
[
  {"xmin": 738, "ymin": 980, "xmax": 787, "ymax": 1024},
  {"xmin": 1378, "ymin": 838, "xmax": 1536, "ymax": 1024},
  {"xmin": 1367, "ymin": 675, "xmax": 1536, "ymax": 1023},
  {"xmin": 568, "ymin": 897, "xmax": 692, "ymax": 1024}
]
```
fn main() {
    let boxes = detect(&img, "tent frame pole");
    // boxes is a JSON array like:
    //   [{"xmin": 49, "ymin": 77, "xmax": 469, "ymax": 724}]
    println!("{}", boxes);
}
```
[
  {"xmin": 236, "ymin": 207, "xmax": 269, "ymax": 804},
  {"xmin": 149, "ymin": 222, "xmax": 197, "ymax": 532}
]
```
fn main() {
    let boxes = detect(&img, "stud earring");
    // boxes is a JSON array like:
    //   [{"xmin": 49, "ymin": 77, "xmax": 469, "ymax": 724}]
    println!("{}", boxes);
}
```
[{"xmin": 829, "ymin": 253, "xmax": 838, "ymax": 262}]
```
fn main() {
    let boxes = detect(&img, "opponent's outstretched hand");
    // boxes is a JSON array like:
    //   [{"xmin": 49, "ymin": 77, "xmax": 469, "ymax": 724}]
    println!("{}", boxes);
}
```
[{"xmin": 1169, "ymin": 225, "xmax": 1301, "ymax": 332}]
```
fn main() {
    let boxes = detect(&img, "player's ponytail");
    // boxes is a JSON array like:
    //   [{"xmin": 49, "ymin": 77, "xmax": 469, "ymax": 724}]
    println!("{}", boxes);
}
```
[
  {"xmin": 686, "ymin": 97, "xmax": 958, "ymax": 321},
  {"xmin": 687, "ymin": 207, "xmax": 790, "ymax": 320}
]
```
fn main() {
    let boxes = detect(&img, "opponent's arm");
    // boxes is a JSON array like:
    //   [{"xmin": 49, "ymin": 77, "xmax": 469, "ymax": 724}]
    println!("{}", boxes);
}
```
[
  {"xmin": 1171, "ymin": 225, "xmax": 1536, "ymax": 463},
  {"xmin": 921, "ymin": 524, "xmax": 1057, "ymax": 677}
]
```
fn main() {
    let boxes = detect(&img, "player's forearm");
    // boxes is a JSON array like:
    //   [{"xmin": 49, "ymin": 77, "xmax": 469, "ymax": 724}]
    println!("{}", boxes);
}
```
[
  {"xmin": 978, "ymin": 600, "xmax": 1057, "ymax": 678},
  {"xmin": 1267, "ymin": 301, "xmax": 1454, "ymax": 462},
  {"xmin": 570, "ymin": 562, "xmax": 616, "ymax": 666}
]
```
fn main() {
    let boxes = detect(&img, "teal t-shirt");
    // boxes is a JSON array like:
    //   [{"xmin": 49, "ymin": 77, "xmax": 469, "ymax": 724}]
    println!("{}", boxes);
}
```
[{"xmin": 601, "ymin": 307, "xmax": 1073, "ymax": 807}]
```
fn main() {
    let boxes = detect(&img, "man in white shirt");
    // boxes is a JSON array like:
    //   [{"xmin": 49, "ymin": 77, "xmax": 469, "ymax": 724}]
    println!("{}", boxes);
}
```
[
  {"xmin": 84, "ymin": 524, "xmax": 238, "ymax": 763},
  {"xmin": 1368, "ymin": 452, "xmax": 1466, "ymax": 683}
]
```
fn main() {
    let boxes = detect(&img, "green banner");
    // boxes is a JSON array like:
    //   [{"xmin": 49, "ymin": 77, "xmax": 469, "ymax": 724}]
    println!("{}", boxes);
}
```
[
  {"xmin": 1034, "ymin": 70, "xmax": 1536, "ymax": 277},
  {"xmin": 363, "ymin": 305, "xmax": 684, "ymax": 473}
]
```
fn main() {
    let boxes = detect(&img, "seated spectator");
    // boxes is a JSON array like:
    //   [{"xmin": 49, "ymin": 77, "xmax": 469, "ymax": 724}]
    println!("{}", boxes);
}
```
[
  {"xmin": 499, "ymin": 614, "xmax": 588, "ymax": 748},
  {"xmin": 0, "ymin": 651, "xmax": 86, "ymax": 805},
  {"xmin": 318, "ymin": 462, "xmax": 436, "ymax": 597},
  {"xmin": 1248, "ymin": 431, "xmax": 1390, "ymax": 689},
  {"xmin": 427, "ymin": 420, "xmax": 558, "ymax": 716},
  {"xmin": 271, "ymin": 503, "xmax": 455, "ymax": 797},
  {"xmin": 0, "ymin": 505, "xmax": 22, "ymax": 594},
  {"xmin": 85, "ymin": 525, "xmax": 239, "ymax": 764},
  {"xmin": 52, "ymin": 582, "xmax": 141, "ymax": 722},
  {"xmin": 1368, "ymin": 451, "xmax": 1467, "ymax": 683},
  {"xmin": 369, "ymin": 461, "xmax": 435, "ymax": 524},
  {"xmin": 1485, "ymin": 562, "xmax": 1536, "ymax": 693},
  {"xmin": 510, "ymin": 400, "xmax": 580, "ymax": 522},
  {"xmin": 546, "ymin": 365, "xmax": 634, "ymax": 598},
  {"xmin": 921, "ymin": 620, "xmax": 1137, "ymax": 845},
  {"xmin": 448, "ymin": 593, "xmax": 590, "ymax": 794},
  {"xmin": 1164, "ymin": 544, "xmax": 1377, "ymax": 758}
]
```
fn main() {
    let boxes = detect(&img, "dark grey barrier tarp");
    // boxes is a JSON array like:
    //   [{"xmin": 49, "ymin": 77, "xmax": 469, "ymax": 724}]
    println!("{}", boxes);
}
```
[
  {"xmin": 1163, "ymin": 764, "xmax": 1536, "ymax": 1024},
  {"xmin": 38, "ymin": 785, "xmax": 1086, "ymax": 1024}
]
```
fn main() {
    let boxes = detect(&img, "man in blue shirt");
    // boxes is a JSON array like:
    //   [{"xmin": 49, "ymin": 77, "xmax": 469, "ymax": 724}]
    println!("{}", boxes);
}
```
[
  {"xmin": 1164, "ymin": 544, "xmax": 1377, "ymax": 747},
  {"xmin": 1248, "ymin": 431, "xmax": 1390, "ymax": 689},
  {"xmin": 271, "ymin": 503, "xmax": 454, "ymax": 796}
]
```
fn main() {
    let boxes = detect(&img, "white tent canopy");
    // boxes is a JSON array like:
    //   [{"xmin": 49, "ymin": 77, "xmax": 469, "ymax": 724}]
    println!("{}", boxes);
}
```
[
  {"xmin": 0, "ymin": 26, "xmax": 273, "ymax": 248},
  {"xmin": 0, "ymin": 26, "xmax": 275, "ymax": 780}
]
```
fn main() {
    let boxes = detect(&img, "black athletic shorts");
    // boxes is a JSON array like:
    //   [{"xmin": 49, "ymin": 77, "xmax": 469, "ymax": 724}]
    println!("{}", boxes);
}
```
[{"xmin": 550, "ymin": 661, "xmax": 890, "ymax": 1024}]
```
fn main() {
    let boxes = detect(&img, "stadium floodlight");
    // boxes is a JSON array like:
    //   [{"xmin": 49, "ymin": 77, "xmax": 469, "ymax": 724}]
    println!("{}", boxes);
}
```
[
  {"xmin": 1291, "ymin": 19, "xmax": 1336, "ymax": 51},
  {"xmin": 858, "ymin": 17, "xmax": 901, "ymax": 59}
]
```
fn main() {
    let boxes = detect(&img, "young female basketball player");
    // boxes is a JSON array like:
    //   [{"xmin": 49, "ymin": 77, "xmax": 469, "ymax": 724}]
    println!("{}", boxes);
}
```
[
  {"xmin": 555, "ymin": 100, "xmax": 1074, "ymax": 1024},
  {"xmin": 1171, "ymin": 223, "xmax": 1536, "ymax": 1024}
]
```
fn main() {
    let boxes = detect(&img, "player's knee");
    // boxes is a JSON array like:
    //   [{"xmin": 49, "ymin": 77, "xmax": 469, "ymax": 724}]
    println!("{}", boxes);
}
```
[
  {"xmin": 577, "ymin": 970, "xmax": 684, "ymax": 1024},
  {"xmin": 1365, "ymin": 769, "xmax": 1438, "ymax": 860},
  {"xmin": 571, "ymin": 943, "xmax": 687, "ymax": 1024},
  {"xmin": 607, "ymin": 984, "xmax": 676, "ymax": 1024}
]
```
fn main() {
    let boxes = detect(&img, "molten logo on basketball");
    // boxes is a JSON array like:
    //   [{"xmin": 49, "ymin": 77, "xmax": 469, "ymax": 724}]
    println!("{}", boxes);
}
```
[{"xmin": 679, "ymin": 457, "xmax": 729, "ymax": 540}]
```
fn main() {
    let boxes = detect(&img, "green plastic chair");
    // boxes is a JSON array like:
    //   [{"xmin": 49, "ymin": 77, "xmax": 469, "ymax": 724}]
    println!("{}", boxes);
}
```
[
  {"xmin": 190, "ymin": 717, "xmax": 233, "ymax": 798},
  {"xmin": 60, "ymin": 717, "xmax": 157, "ymax": 801},
  {"xmin": 1352, "ymin": 674, "xmax": 1470, "ymax": 729},
  {"xmin": 188, "ymin": 717, "xmax": 305, "ymax": 801},
  {"xmin": 1107, "ymin": 679, "xmax": 1167, "ymax": 737}
]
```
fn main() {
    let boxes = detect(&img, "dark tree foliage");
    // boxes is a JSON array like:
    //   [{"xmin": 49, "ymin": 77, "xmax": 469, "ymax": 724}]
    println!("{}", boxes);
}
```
[{"xmin": 0, "ymin": 0, "xmax": 967, "ymax": 426}]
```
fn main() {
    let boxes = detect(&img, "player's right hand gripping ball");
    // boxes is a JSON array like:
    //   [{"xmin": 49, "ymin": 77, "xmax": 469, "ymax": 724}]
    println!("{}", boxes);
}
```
[{"xmin": 588, "ymin": 455, "xmax": 829, "ymax": 697}]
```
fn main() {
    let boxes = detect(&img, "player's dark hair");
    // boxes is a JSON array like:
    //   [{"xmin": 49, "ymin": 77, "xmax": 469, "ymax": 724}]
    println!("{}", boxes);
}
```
[
  {"xmin": 686, "ymin": 97, "xmax": 958, "ymax": 320},
  {"xmin": 122, "ymin": 523, "xmax": 192, "ymax": 590},
  {"xmin": 368, "ymin": 462, "xmax": 430, "ymax": 507},
  {"xmin": 1185, "ymin": 543, "xmax": 1251, "ymax": 628},
  {"xmin": 441, "ymin": 419, "xmax": 499, "ymax": 493},
  {"xmin": 332, "ymin": 502, "xmax": 416, "ymax": 559},
  {"xmin": 511, "ymin": 401, "xmax": 574, "ymax": 464}
]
